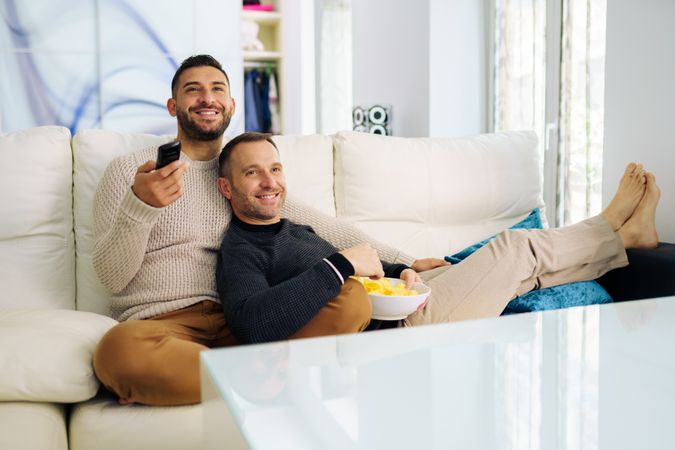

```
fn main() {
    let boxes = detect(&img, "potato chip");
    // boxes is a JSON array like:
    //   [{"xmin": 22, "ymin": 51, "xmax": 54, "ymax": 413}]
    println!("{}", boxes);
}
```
[{"xmin": 351, "ymin": 277, "xmax": 418, "ymax": 296}]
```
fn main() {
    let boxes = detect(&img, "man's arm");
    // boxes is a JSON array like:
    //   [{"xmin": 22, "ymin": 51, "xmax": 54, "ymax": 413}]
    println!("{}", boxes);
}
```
[
  {"xmin": 92, "ymin": 156, "xmax": 161, "ymax": 293},
  {"xmin": 93, "ymin": 152, "xmax": 189, "ymax": 294},
  {"xmin": 381, "ymin": 261, "xmax": 409, "ymax": 279},
  {"xmin": 217, "ymin": 244, "xmax": 348, "ymax": 344},
  {"xmin": 281, "ymin": 197, "xmax": 417, "ymax": 266}
]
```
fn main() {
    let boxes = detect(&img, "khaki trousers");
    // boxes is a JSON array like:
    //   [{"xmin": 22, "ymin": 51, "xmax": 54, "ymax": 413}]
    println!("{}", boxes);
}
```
[
  {"xmin": 93, "ymin": 279, "xmax": 370, "ymax": 406},
  {"xmin": 406, "ymin": 215, "xmax": 628, "ymax": 326}
]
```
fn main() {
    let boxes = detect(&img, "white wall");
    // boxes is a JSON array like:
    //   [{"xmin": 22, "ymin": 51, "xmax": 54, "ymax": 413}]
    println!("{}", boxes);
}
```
[
  {"xmin": 351, "ymin": 0, "xmax": 430, "ymax": 137},
  {"xmin": 603, "ymin": 0, "xmax": 675, "ymax": 243},
  {"xmin": 351, "ymin": 0, "xmax": 488, "ymax": 138},
  {"xmin": 429, "ymin": 0, "xmax": 489, "ymax": 137}
]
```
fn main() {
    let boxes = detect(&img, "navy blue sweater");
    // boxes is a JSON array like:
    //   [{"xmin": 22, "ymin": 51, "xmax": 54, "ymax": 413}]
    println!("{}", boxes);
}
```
[{"xmin": 216, "ymin": 216, "xmax": 407, "ymax": 343}]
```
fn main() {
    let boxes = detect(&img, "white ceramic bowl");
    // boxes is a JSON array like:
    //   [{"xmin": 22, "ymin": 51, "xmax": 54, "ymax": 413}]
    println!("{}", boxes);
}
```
[{"xmin": 367, "ymin": 277, "xmax": 432, "ymax": 320}]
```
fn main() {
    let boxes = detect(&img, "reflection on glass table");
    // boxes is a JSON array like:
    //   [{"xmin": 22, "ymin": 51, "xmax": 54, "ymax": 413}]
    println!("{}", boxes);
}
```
[{"xmin": 201, "ymin": 297, "xmax": 675, "ymax": 450}]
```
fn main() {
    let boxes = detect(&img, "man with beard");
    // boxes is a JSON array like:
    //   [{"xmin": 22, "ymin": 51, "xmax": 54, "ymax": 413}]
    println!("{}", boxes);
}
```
[{"xmin": 91, "ymin": 55, "xmax": 429, "ymax": 406}]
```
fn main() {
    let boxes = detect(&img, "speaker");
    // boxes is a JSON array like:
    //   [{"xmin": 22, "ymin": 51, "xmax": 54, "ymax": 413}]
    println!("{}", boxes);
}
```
[
  {"xmin": 369, "ymin": 124, "xmax": 388, "ymax": 135},
  {"xmin": 353, "ymin": 104, "xmax": 392, "ymax": 135},
  {"xmin": 368, "ymin": 105, "xmax": 388, "ymax": 124},
  {"xmin": 352, "ymin": 107, "xmax": 366, "ymax": 126}
]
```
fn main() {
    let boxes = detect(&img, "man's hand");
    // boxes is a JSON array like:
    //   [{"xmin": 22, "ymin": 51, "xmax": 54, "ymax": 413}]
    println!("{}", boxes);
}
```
[
  {"xmin": 132, "ymin": 160, "xmax": 189, "ymax": 208},
  {"xmin": 411, "ymin": 258, "xmax": 450, "ymax": 273},
  {"xmin": 399, "ymin": 268, "xmax": 422, "ymax": 289},
  {"xmin": 340, "ymin": 243, "xmax": 385, "ymax": 279}
]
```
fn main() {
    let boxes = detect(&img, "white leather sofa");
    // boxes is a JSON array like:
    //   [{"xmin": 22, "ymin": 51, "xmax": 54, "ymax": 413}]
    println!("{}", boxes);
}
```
[{"xmin": 0, "ymin": 126, "xmax": 542, "ymax": 450}]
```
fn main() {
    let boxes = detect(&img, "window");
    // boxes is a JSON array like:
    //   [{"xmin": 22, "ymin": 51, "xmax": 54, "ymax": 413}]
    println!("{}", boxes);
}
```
[{"xmin": 493, "ymin": 0, "xmax": 607, "ymax": 227}]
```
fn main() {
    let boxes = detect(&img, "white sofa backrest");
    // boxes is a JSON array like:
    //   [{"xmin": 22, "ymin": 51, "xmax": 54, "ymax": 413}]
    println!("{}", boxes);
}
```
[
  {"xmin": 0, "ymin": 126, "xmax": 75, "ymax": 310},
  {"xmin": 73, "ymin": 130, "xmax": 173, "ymax": 314},
  {"xmin": 271, "ymin": 134, "xmax": 336, "ymax": 217},
  {"xmin": 72, "ymin": 130, "xmax": 337, "ymax": 314},
  {"xmin": 333, "ymin": 130, "xmax": 544, "ymax": 258},
  {"xmin": 1, "ymin": 126, "xmax": 542, "ymax": 315}
]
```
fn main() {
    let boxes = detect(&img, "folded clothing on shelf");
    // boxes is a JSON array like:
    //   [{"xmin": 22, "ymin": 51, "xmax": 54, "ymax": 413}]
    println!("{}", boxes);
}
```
[{"xmin": 243, "ymin": 4, "xmax": 275, "ymax": 12}]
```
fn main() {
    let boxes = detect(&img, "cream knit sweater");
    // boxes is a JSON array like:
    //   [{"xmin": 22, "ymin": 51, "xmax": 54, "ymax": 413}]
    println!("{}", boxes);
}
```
[{"xmin": 93, "ymin": 146, "xmax": 415, "ymax": 321}]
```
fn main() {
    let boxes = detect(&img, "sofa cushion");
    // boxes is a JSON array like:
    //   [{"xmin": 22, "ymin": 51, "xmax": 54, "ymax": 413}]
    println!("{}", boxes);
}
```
[
  {"xmin": 272, "ymin": 134, "xmax": 336, "ymax": 217},
  {"xmin": 0, "ymin": 310, "xmax": 117, "ymax": 402},
  {"xmin": 503, "ymin": 281, "xmax": 612, "ymax": 314},
  {"xmin": 72, "ymin": 130, "xmax": 173, "ymax": 315},
  {"xmin": 0, "ymin": 402, "xmax": 68, "ymax": 450},
  {"xmin": 70, "ymin": 393, "xmax": 204, "ymax": 450},
  {"xmin": 0, "ymin": 126, "xmax": 75, "ymax": 309},
  {"xmin": 333, "ymin": 130, "xmax": 544, "ymax": 259}
]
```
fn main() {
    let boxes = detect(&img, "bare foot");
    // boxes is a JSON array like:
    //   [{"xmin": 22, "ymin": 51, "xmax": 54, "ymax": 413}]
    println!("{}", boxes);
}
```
[
  {"xmin": 118, "ymin": 398, "xmax": 134, "ymax": 406},
  {"xmin": 602, "ymin": 162, "xmax": 646, "ymax": 230},
  {"xmin": 618, "ymin": 172, "xmax": 660, "ymax": 249}
]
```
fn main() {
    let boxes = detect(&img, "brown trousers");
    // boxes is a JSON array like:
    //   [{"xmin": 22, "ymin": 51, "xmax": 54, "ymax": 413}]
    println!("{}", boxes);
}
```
[
  {"xmin": 93, "ymin": 279, "xmax": 370, "ymax": 406},
  {"xmin": 406, "ymin": 215, "xmax": 628, "ymax": 325}
]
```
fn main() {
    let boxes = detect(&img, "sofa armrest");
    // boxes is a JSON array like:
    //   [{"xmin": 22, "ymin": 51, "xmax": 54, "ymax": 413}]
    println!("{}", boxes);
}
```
[{"xmin": 596, "ymin": 242, "xmax": 675, "ymax": 302}]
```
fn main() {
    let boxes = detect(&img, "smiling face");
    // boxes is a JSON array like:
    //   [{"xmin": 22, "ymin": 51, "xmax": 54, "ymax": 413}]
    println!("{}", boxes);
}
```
[
  {"xmin": 168, "ymin": 65, "xmax": 235, "ymax": 142},
  {"xmin": 218, "ymin": 139, "xmax": 286, "ymax": 225}
]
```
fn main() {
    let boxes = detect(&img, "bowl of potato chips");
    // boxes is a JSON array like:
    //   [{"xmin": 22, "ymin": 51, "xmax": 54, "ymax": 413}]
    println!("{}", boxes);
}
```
[{"xmin": 352, "ymin": 277, "xmax": 432, "ymax": 320}]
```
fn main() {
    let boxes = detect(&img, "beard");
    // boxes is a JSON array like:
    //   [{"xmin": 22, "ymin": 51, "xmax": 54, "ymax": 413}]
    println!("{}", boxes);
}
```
[
  {"xmin": 231, "ymin": 186, "xmax": 286, "ymax": 223},
  {"xmin": 176, "ymin": 106, "xmax": 232, "ymax": 142}
]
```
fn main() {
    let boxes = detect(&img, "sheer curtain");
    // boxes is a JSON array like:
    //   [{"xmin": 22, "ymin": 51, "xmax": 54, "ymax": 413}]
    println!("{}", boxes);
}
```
[
  {"xmin": 559, "ymin": 0, "xmax": 607, "ymax": 225},
  {"xmin": 493, "ymin": 0, "xmax": 607, "ymax": 226},
  {"xmin": 493, "ymin": 0, "xmax": 546, "ymax": 145},
  {"xmin": 318, "ymin": 0, "xmax": 353, "ymax": 134}
]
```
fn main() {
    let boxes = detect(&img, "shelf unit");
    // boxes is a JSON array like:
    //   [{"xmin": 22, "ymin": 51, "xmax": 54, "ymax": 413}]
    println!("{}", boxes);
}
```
[
  {"xmin": 242, "ymin": 50, "xmax": 282, "ymax": 61},
  {"xmin": 241, "ymin": 1, "xmax": 284, "ymax": 133}
]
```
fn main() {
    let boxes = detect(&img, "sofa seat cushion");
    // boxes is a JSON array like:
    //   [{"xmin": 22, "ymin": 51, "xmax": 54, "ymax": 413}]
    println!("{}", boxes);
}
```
[
  {"xmin": 333, "ymin": 130, "xmax": 544, "ymax": 258},
  {"xmin": 70, "ymin": 392, "xmax": 204, "ymax": 450},
  {"xmin": 0, "ymin": 126, "xmax": 75, "ymax": 309},
  {"xmin": 0, "ymin": 402, "xmax": 68, "ymax": 450},
  {"xmin": 0, "ymin": 310, "xmax": 117, "ymax": 402}
]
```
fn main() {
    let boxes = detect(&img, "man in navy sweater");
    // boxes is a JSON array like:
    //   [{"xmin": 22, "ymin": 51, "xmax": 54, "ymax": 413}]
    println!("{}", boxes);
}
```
[{"xmin": 215, "ymin": 132, "xmax": 421, "ymax": 344}]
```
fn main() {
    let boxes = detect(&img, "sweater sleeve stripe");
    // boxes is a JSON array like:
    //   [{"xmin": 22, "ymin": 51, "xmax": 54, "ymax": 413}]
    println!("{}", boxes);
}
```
[{"xmin": 325, "ymin": 252, "xmax": 355, "ymax": 283}]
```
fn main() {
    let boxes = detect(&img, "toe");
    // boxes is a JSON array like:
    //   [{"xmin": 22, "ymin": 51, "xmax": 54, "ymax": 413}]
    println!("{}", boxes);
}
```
[
  {"xmin": 646, "ymin": 173, "xmax": 661, "ymax": 198},
  {"xmin": 625, "ymin": 162, "xmax": 637, "ymax": 175}
]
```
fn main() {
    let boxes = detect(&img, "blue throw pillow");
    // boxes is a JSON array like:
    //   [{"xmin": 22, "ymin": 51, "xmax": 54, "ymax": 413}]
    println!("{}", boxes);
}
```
[{"xmin": 444, "ymin": 208, "xmax": 613, "ymax": 314}]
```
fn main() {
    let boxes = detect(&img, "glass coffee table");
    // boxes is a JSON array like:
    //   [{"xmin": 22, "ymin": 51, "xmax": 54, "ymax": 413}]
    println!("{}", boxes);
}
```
[{"xmin": 201, "ymin": 297, "xmax": 675, "ymax": 450}]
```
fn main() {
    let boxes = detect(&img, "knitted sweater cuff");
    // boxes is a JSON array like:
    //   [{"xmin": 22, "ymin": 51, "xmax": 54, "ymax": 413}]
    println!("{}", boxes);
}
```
[
  {"xmin": 119, "ymin": 188, "xmax": 163, "ymax": 224},
  {"xmin": 324, "ymin": 252, "xmax": 355, "ymax": 284}
]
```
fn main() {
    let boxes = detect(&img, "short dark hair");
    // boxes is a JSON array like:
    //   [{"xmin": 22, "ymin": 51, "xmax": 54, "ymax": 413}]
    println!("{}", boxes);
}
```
[
  {"xmin": 219, "ymin": 132, "xmax": 278, "ymax": 178},
  {"xmin": 171, "ymin": 54, "xmax": 230, "ymax": 97}
]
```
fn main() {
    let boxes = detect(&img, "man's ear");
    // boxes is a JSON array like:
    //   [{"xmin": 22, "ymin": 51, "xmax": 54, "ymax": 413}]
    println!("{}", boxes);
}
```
[
  {"xmin": 217, "ymin": 177, "xmax": 233, "ymax": 200},
  {"xmin": 167, "ymin": 98, "xmax": 177, "ymax": 117}
]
